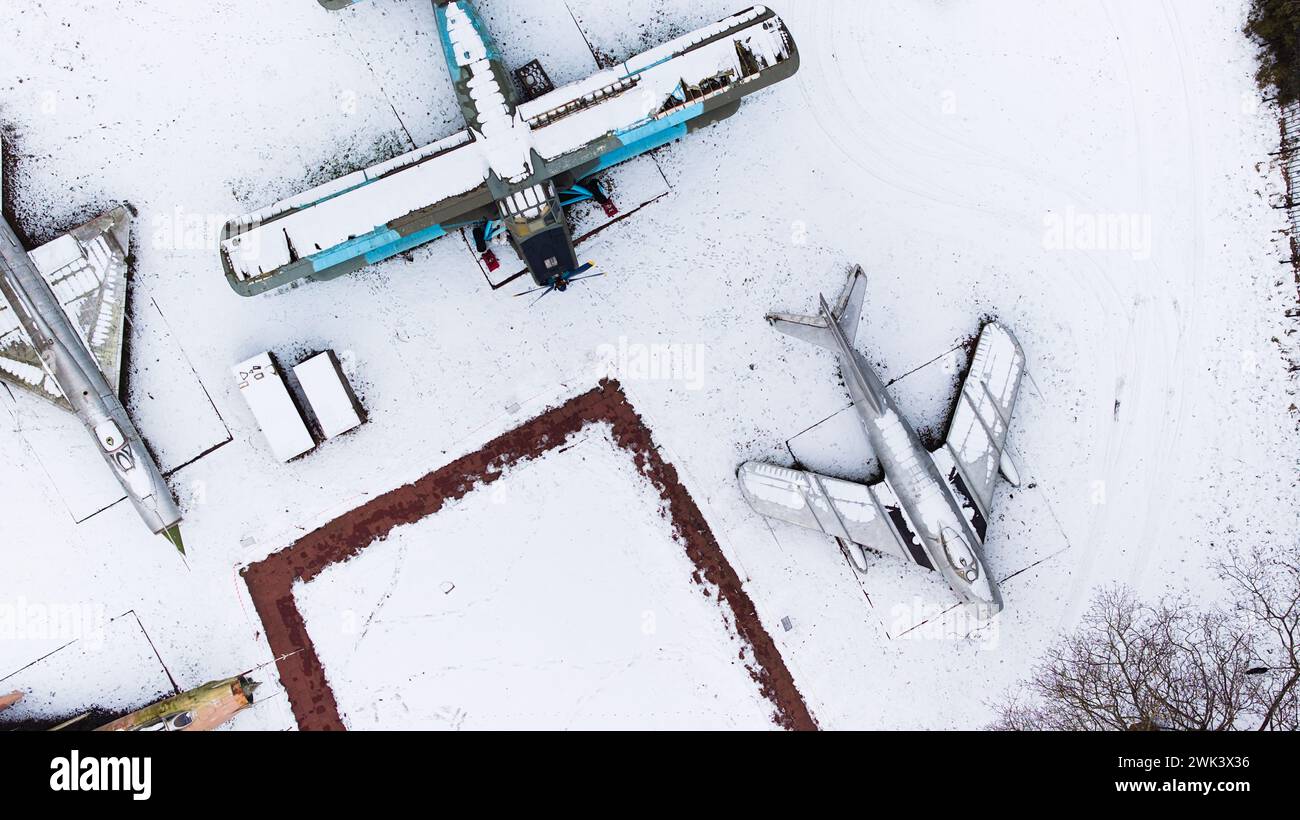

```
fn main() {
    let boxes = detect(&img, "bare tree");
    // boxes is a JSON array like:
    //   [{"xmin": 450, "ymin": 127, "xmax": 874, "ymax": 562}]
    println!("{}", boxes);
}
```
[
  {"xmin": 1220, "ymin": 545, "xmax": 1300, "ymax": 730},
  {"xmin": 993, "ymin": 547, "xmax": 1300, "ymax": 731}
]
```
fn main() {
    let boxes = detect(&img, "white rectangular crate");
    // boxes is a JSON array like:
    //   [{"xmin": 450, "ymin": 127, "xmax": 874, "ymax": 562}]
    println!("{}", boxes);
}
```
[
  {"xmin": 294, "ymin": 351, "xmax": 363, "ymax": 440},
  {"xmin": 232, "ymin": 352, "xmax": 315, "ymax": 462}
]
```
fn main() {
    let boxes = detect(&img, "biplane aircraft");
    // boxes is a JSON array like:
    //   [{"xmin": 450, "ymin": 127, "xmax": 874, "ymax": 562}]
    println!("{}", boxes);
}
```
[
  {"xmin": 0, "ymin": 155, "xmax": 184, "ymax": 553},
  {"xmin": 221, "ymin": 1, "xmax": 799, "ymax": 299},
  {"xmin": 738, "ymin": 267, "xmax": 1028, "ymax": 617}
]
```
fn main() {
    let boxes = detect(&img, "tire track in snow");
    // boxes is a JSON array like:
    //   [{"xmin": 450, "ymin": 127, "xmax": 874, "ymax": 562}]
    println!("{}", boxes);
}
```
[
  {"xmin": 1124, "ymin": 0, "xmax": 1202, "ymax": 590},
  {"xmin": 1062, "ymin": 0, "xmax": 1205, "ymax": 619},
  {"xmin": 795, "ymin": 0, "xmax": 1131, "ymax": 327}
]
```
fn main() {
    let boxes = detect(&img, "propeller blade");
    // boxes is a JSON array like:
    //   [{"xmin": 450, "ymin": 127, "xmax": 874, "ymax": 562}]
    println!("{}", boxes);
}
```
[
  {"xmin": 528, "ymin": 286, "xmax": 556, "ymax": 307},
  {"xmin": 513, "ymin": 263, "xmax": 602, "ymax": 300}
]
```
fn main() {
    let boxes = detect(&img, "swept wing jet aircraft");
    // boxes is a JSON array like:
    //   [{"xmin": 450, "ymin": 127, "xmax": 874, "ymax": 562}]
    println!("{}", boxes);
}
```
[
  {"xmin": 221, "ymin": 1, "xmax": 799, "ymax": 297},
  {"xmin": 0, "ymin": 155, "xmax": 184, "ymax": 553},
  {"xmin": 738, "ymin": 267, "xmax": 1027, "ymax": 617}
]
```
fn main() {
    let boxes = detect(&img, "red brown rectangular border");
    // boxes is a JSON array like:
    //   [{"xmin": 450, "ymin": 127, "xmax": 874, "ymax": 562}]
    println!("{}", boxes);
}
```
[{"xmin": 241, "ymin": 379, "xmax": 817, "ymax": 730}]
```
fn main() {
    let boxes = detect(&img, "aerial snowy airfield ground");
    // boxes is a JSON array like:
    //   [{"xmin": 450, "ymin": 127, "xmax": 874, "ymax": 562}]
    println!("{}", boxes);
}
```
[{"xmin": 1, "ymin": 0, "xmax": 1297, "ymax": 729}]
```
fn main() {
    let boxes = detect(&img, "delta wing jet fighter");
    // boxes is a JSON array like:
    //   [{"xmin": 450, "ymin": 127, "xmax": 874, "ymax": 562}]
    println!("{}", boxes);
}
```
[
  {"xmin": 738, "ymin": 268, "xmax": 1027, "ymax": 617},
  {"xmin": 0, "ymin": 154, "xmax": 184, "ymax": 553},
  {"xmin": 221, "ymin": 1, "xmax": 799, "ymax": 298}
]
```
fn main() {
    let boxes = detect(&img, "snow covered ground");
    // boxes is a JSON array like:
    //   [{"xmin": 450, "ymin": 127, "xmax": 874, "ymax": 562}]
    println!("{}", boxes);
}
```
[
  {"xmin": 1, "ymin": 0, "xmax": 1297, "ymax": 729},
  {"xmin": 297, "ymin": 424, "xmax": 777, "ymax": 730}
]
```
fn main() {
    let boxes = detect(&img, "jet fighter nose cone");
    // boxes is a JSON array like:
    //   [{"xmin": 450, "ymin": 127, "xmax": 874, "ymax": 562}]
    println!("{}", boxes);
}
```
[{"xmin": 162, "ymin": 524, "xmax": 185, "ymax": 555}]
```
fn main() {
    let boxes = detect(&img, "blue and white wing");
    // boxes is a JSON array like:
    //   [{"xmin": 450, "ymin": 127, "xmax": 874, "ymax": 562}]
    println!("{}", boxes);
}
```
[
  {"xmin": 220, "ymin": 131, "xmax": 493, "ymax": 295},
  {"xmin": 520, "ymin": 6, "xmax": 799, "ymax": 176}
]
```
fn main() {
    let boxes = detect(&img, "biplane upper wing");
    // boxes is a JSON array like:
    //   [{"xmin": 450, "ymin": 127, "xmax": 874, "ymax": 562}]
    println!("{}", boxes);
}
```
[
  {"xmin": 0, "ymin": 207, "xmax": 131, "ymax": 410},
  {"xmin": 940, "ymin": 323, "xmax": 1027, "ymax": 521},
  {"xmin": 519, "ymin": 5, "xmax": 799, "ymax": 178},
  {"xmin": 738, "ymin": 462, "xmax": 934, "ymax": 570},
  {"xmin": 219, "ymin": 130, "xmax": 494, "ymax": 295}
]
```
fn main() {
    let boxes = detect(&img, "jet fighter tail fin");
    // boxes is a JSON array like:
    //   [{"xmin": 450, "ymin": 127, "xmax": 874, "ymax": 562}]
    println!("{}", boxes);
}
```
[{"xmin": 765, "ymin": 265, "xmax": 866, "ymax": 352}]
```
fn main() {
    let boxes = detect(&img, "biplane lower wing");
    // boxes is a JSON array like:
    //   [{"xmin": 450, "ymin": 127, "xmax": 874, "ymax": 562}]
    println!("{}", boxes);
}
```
[
  {"xmin": 522, "ymin": 6, "xmax": 800, "ymax": 180},
  {"xmin": 219, "ymin": 131, "xmax": 495, "ymax": 296}
]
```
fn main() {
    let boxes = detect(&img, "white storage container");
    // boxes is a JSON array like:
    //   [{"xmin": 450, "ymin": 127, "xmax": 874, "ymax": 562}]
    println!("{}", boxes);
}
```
[
  {"xmin": 232, "ymin": 352, "xmax": 315, "ymax": 462},
  {"xmin": 293, "ymin": 351, "xmax": 363, "ymax": 440}
]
